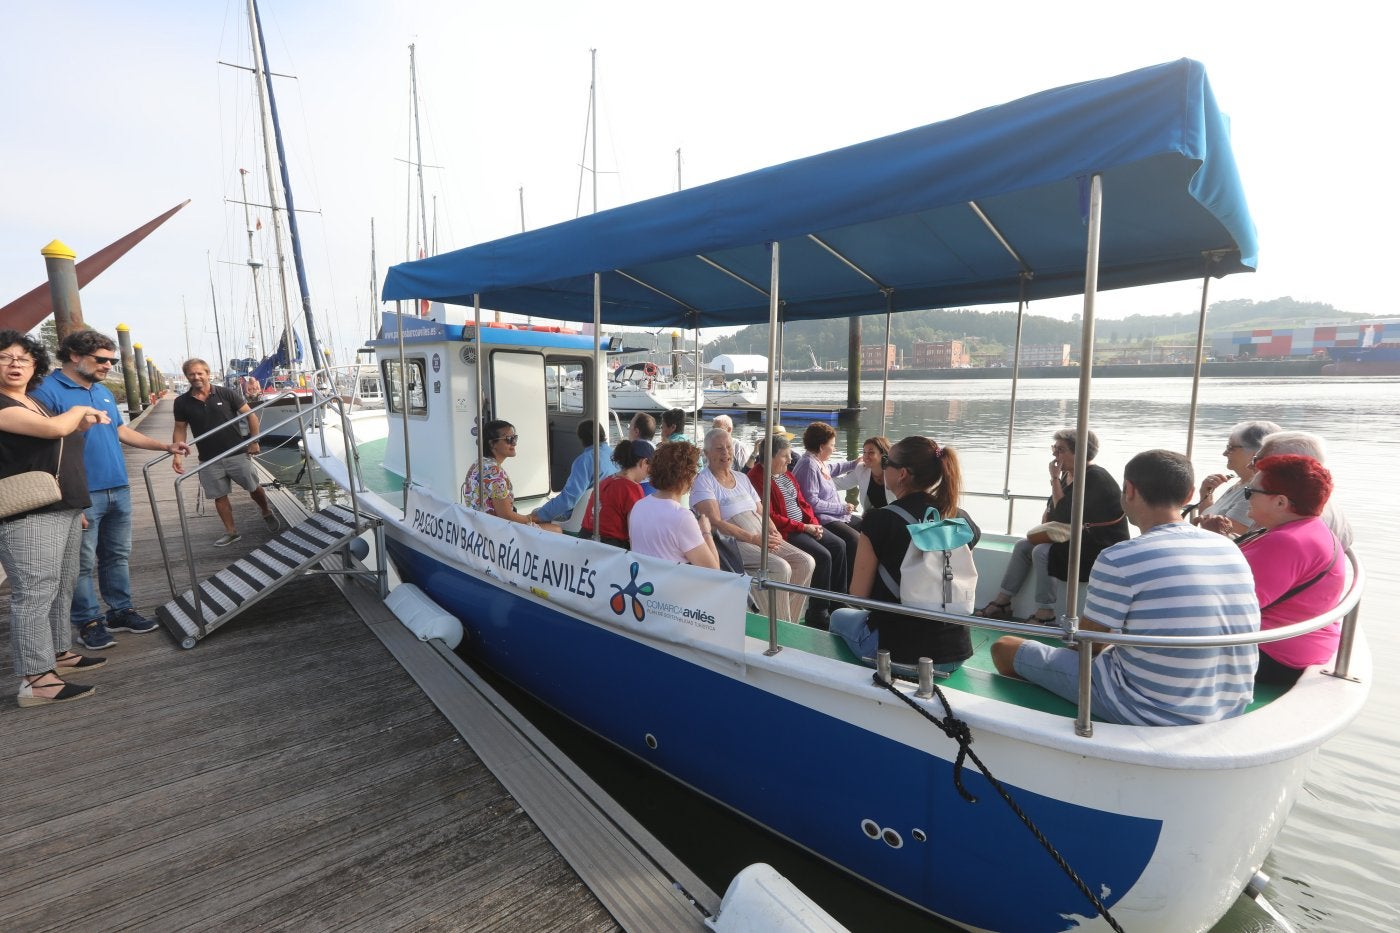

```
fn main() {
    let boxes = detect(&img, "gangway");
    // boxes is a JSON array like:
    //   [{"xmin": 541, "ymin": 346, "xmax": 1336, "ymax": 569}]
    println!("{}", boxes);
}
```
[{"xmin": 143, "ymin": 391, "xmax": 385, "ymax": 648}]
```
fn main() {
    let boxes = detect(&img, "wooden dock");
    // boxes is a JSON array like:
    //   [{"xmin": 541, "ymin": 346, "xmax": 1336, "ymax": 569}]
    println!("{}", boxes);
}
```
[{"xmin": 0, "ymin": 400, "xmax": 712, "ymax": 931}]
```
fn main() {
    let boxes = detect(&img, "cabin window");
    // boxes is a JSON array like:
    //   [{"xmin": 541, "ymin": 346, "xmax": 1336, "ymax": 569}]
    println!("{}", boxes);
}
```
[
  {"xmin": 383, "ymin": 358, "xmax": 428, "ymax": 415},
  {"xmin": 546, "ymin": 361, "xmax": 587, "ymax": 413}
]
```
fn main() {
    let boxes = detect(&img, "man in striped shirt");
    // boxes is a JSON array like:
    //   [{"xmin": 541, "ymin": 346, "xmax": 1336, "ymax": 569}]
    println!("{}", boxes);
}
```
[{"xmin": 992, "ymin": 449, "xmax": 1260, "ymax": 726}]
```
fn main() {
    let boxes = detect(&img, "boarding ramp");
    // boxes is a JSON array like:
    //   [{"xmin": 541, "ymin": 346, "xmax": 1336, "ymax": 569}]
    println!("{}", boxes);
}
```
[{"xmin": 144, "ymin": 391, "xmax": 385, "ymax": 648}]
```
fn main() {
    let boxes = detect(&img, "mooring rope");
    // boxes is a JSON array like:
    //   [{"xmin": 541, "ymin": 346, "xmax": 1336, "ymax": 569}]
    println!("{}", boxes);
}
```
[{"xmin": 873, "ymin": 672, "xmax": 1126, "ymax": 933}]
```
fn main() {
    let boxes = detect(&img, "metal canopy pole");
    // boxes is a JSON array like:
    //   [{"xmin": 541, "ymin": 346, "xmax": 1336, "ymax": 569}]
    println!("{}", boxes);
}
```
[
  {"xmin": 591, "ymin": 273, "xmax": 603, "ymax": 539},
  {"xmin": 693, "ymin": 320, "xmax": 702, "ymax": 441},
  {"xmin": 1002, "ymin": 274, "xmax": 1031, "ymax": 533},
  {"xmin": 396, "ymin": 300, "xmax": 412, "ymax": 513},
  {"xmin": 1070, "ymin": 174, "xmax": 1104, "ymax": 738},
  {"xmin": 880, "ymin": 292, "xmax": 893, "ymax": 437},
  {"xmin": 473, "ymin": 293, "xmax": 485, "ymax": 510},
  {"xmin": 761, "ymin": 242, "xmax": 782, "ymax": 655},
  {"xmin": 1185, "ymin": 252, "xmax": 1226, "ymax": 461}
]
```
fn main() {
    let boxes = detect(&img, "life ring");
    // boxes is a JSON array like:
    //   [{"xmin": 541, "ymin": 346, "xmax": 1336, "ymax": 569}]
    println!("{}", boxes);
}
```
[{"xmin": 643, "ymin": 362, "xmax": 659, "ymax": 377}]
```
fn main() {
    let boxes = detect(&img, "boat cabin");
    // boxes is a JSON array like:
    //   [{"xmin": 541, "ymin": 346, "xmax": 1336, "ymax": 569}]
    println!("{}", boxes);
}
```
[{"xmin": 370, "ymin": 314, "xmax": 609, "ymax": 506}]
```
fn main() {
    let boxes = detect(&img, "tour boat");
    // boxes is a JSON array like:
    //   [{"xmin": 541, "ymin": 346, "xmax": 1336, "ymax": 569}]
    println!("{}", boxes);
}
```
[{"xmin": 301, "ymin": 60, "xmax": 1370, "ymax": 932}]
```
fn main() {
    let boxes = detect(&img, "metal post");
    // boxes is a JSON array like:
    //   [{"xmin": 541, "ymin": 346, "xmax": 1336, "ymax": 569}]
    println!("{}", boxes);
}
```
[
  {"xmin": 1002, "ymin": 275, "xmax": 1030, "ymax": 533},
  {"xmin": 916, "ymin": 658, "xmax": 935, "ymax": 698},
  {"xmin": 395, "ymin": 301, "xmax": 412, "ymax": 512},
  {"xmin": 762, "ymin": 242, "xmax": 781, "ymax": 655},
  {"xmin": 116, "ymin": 324, "xmax": 142, "ymax": 417},
  {"xmin": 1074, "ymin": 641, "xmax": 1095, "ymax": 737},
  {"xmin": 591, "ymin": 274, "xmax": 603, "ymax": 539},
  {"xmin": 846, "ymin": 316, "xmax": 861, "ymax": 413},
  {"xmin": 42, "ymin": 240, "xmax": 84, "ymax": 342},
  {"xmin": 1063, "ymin": 174, "xmax": 1103, "ymax": 639},
  {"xmin": 473, "ymin": 293, "xmax": 485, "ymax": 511},
  {"xmin": 876, "ymin": 650, "xmax": 892, "ymax": 686},
  {"xmin": 879, "ymin": 292, "xmax": 893, "ymax": 437},
  {"xmin": 1185, "ymin": 253, "xmax": 1223, "ymax": 461}
]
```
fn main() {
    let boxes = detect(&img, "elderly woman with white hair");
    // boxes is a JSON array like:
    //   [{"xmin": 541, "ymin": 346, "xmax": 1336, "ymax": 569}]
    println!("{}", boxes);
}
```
[
  {"xmin": 692, "ymin": 428, "xmax": 814, "ymax": 623},
  {"xmin": 1204, "ymin": 429, "xmax": 1354, "ymax": 549},
  {"xmin": 1191, "ymin": 419, "xmax": 1282, "ymax": 536}
]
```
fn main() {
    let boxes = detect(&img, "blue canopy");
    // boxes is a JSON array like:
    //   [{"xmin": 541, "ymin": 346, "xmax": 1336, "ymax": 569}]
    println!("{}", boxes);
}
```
[{"xmin": 383, "ymin": 59, "xmax": 1256, "ymax": 328}]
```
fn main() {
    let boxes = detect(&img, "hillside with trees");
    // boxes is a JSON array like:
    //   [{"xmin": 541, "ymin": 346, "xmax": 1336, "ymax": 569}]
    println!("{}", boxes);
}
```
[{"xmin": 700, "ymin": 298, "xmax": 1359, "ymax": 368}]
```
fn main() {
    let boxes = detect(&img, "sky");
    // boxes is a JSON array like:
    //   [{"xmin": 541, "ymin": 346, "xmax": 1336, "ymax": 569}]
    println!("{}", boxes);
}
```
[{"xmin": 2, "ymin": 1, "xmax": 1394, "ymax": 375}]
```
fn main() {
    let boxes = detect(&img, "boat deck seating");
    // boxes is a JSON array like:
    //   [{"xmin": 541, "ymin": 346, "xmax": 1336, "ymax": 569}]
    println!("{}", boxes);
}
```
[
  {"xmin": 744, "ymin": 612, "xmax": 1288, "ymax": 719},
  {"xmin": 156, "ymin": 504, "xmax": 380, "ymax": 649}
]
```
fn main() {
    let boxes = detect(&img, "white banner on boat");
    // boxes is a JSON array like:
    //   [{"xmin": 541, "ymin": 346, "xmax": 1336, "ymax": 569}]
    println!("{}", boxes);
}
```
[{"xmin": 406, "ymin": 488, "xmax": 750, "ymax": 660}]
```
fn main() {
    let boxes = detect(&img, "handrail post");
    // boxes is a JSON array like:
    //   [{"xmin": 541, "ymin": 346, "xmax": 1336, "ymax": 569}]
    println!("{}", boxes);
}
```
[
  {"xmin": 1002, "ymin": 274, "xmax": 1030, "ymax": 534},
  {"xmin": 761, "ymin": 240, "xmax": 781, "ymax": 652},
  {"xmin": 1074, "ymin": 641, "xmax": 1094, "ymax": 737}
]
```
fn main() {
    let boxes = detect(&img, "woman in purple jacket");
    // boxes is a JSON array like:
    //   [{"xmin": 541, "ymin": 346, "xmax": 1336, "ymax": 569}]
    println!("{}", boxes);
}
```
[{"xmin": 791, "ymin": 422, "xmax": 860, "ymax": 587}]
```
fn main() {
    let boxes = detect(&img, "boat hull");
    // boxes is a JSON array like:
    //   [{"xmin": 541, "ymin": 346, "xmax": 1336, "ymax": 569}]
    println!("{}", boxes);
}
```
[{"xmin": 380, "ymin": 527, "xmax": 1338, "ymax": 932}]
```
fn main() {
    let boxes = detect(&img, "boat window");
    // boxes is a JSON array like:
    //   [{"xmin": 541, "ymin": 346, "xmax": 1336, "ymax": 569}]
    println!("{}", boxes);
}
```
[
  {"xmin": 383, "ymin": 358, "xmax": 428, "ymax": 415},
  {"xmin": 547, "ymin": 361, "xmax": 587, "ymax": 414}
]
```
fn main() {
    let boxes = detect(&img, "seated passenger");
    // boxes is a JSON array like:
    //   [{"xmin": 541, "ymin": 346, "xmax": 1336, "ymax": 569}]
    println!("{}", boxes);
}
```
[
  {"xmin": 693, "ymin": 428, "xmax": 814, "ymax": 623},
  {"xmin": 462, "ymin": 420, "xmax": 561, "ymax": 531},
  {"xmin": 832, "ymin": 435, "xmax": 893, "ymax": 512},
  {"xmin": 711, "ymin": 413, "xmax": 750, "ymax": 470},
  {"xmin": 792, "ymin": 422, "xmax": 861, "ymax": 584},
  {"xmin": 630, "ymin": 442, "xmax": 719, "ymax": 568},
  {"xmin": 830, "ymin": 436, "xmax": 979, "ymax": 671},
  {"xmin": 531, "ymin": 419, "xmax": 618, "ymax": 525},
  {"xmin": 977, "ymin": 429, "xmax": 1128, "ymax": 624},
  {"xmin": 661, "ymin": 408, "xmax": 689, "ymax": 444},
  {"xmin": 1190, "ymin": 419, "xmax": 1281, "ymax": 535},
  {"xmin": 1238, "ymin": 454, "xmax": 1345, "ymax": 685},
  {"xmin": 581, "ymin": 440, "xmax": 653, "ymax": 548},
  {"xmin": 1248, "ymin": 430, "xmax": 1353, "ymax": 549},
  {"xmin": 991, "ymin": 450, "xmax": 1260, "ymax": 726},
  {"xmin": 748, "ymin": 435, "xmax": 847, "ymax": 630}
]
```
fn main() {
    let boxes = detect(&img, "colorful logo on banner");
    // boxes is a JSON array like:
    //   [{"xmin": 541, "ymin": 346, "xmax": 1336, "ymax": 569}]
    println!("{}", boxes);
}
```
[{"xmin": 609, "ymin": 562, "xmax": 655, "ymax": 621}]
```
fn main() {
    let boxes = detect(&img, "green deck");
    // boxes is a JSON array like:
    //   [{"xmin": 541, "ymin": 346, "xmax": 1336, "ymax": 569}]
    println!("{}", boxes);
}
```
[{"xmin": 743, "ymin": 613, "xmax": 1286, "ymax": 719}]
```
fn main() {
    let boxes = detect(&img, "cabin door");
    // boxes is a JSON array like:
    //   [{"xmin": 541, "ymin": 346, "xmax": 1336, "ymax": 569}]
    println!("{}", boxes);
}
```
[
  {"xmin": 544, "ymin": 357, "xmax": 592, "ymax": 491},
  {"xmin": 489, "ymin": 351, "xmax": 550, "ymax": 500}
]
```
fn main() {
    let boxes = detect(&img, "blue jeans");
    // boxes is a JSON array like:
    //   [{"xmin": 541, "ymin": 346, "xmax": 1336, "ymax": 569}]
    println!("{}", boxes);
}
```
[
  {"xmin": 71, "ymin": 485, "xmax": 133, "ymax": 625},
  {"xmin": 831, "ymin": 607, "xmax": 963, "ymax": 674}
]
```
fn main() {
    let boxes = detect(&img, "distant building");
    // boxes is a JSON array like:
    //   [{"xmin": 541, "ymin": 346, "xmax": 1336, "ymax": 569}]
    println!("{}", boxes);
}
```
[
  {"xmin": 1008, "ymin": 343, "xmax": 1072, "ymax": 366},
  {"xmin": 1212, "ymin": 320, "xmax": 1400, "ymax": 359},
  {"xmin": 912, "ymin": 340, "xmax": 970, "ymax": 368},
  {"xmin": 707, "ymin": 353, "xmax": 769, "ymax": 374},
  {"xmin": 861, "ymin": 343, "xmax": 897, "ymax": 370}
]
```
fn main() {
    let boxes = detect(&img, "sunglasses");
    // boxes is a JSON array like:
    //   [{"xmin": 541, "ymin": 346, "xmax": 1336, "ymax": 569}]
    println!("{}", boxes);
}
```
[
  {"xmin": 880, "ymin": 453, "xmax": 905, "ymax": 471},
  {"xmin": 89, "ymin": 354, "xmax": 119, "ymax": 365},
  {"xmin": 1241, "ymin": 486, "xmax": 1282, "ymax": 500},
  {"xmin": 493, "ymin": 434, "xmax": 520, "ymax": 445}
]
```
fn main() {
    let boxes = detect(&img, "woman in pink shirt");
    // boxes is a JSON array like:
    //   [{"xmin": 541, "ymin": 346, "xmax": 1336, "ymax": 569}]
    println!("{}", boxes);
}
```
[{"xmin": 1239, "ymin": 454, "xmax": 1345, "ymax": 685}]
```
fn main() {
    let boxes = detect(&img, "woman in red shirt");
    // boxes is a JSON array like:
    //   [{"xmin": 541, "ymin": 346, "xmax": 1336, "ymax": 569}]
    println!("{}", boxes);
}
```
[
  {"xmin": 581, "ymin": 440, "xmax": 654, "ymax": 548},
  {"xmin": 747, "ymin": 435, "xmax": 847, "ymax": 629}
]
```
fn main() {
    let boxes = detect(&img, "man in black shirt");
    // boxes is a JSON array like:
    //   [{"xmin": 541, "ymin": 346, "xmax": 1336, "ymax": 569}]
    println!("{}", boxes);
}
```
[{"xmin": 171, "ymin": 359, "xmax": 280, "ymax": 546}]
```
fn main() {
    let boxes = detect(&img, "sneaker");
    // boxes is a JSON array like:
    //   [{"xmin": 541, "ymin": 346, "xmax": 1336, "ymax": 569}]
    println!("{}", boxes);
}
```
[
  {"xmin": 107, "ymin": 608, "xmax": 158, "ymax": 634},
  {"xmin": 17, "ymin": 672, "xmax": 96, "ymax": 708},
  {"xmin": 262, "ymin": 512, "xmax": 281, "ymax": 533},
  {"xmin": 75, "ymin": 619, "xmax": 117, "ymax": 650},
  {"xmin": 214, "ymin": 532, "xmax": 242, "ymax": 547}
]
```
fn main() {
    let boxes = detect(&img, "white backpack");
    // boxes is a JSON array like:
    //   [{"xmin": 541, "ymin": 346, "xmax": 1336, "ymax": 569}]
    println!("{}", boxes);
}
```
[{"xmin": 877, "ymin": 504, "xmax": 978, "ymax": 615}]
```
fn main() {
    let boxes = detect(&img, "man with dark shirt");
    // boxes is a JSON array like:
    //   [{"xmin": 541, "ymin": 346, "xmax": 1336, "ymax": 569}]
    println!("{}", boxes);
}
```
[
  {"xmin": 34, "ymin": 329, "xmax": 191, "ymax": 650},
  {"xmin": 172, "ymin": 359, "xmax": 279, "ymax": 546}
]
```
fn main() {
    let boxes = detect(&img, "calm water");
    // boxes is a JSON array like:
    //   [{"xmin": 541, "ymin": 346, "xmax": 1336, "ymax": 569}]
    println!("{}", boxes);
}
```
[{"xmin": 281, "ymin": 375, "xmax": 1399, "ymax": 931}]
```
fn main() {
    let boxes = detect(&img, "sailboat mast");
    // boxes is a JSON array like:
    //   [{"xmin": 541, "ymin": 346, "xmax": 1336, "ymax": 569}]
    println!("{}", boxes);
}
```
[
  {"xmin": 249, "ymin": 0, "xmax": 326, "ymax": 378},
  {"xmin": 236, "ymin": 168, "xmax": 269, "ymax": 358},
  {"xmin": 410, "ymin": 43, "xmax": 430, "ymax": 261},
  {"xmin": 590, "ymin": 48, "xmax": 598, "ymax": 215},
  {"xmin": 206, "ymin": 252, "xmax": 226, "ymax": 375},
  {"xmin": 369, "ymin": 217, "xmax": 378, "ymax": 338}
]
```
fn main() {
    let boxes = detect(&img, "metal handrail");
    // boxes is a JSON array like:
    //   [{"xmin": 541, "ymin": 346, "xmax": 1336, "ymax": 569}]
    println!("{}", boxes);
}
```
[
  {"xmin": 141, "ymin": 390, "xmax": 373, "ymax": 637},
  {"xmin": 757, "ymin": 547, "xmax": 1365, "ymax": 735}
]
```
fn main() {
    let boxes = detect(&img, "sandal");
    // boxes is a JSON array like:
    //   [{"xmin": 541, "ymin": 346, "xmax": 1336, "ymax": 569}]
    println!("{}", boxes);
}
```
[
  {"xmin": 975, "ymin": 599, "xmax": 1014, "ymax": 620},
  {"xmin": 55, "ymin": 652, "xmax": 107, "ymax": 673},
  {"xmin": 17, "ymin": 671, "xmax": 97, "ymax": 708},
  {"xmin": 1024, "ymin": 611, "xmax": 1058, "ymax": 627}
]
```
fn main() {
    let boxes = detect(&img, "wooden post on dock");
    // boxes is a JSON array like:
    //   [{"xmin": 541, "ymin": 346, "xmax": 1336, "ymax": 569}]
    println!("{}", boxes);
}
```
[
  {"xmin": 846, "ymin": 316, "xmax": 862, "ymax": 410},
  {"xmin": 42, "ymin": 240, "xmax": 85, "ymax": 342},
  {"xmin": 134, "ymin": 343, "xmax": 151, "ymax": 408},
  {"xmin": 117, "ymin": 324, "xmax": 143, "ymax": 417}
]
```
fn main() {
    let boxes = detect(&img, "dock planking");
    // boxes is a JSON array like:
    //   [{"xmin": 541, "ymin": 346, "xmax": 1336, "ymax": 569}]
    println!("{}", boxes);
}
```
[{"xmin": 0, "ymin": 400, "xmax": 617, "ymax": 932}]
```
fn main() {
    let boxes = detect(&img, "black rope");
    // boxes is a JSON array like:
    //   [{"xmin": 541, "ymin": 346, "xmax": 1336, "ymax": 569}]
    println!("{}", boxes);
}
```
[{"xmin": 873, "ymin": 672, "xmax": 1126, "ymax": 933}]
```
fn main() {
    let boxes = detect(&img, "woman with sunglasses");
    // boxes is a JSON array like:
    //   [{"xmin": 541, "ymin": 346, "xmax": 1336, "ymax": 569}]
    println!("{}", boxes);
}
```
[
  {"xmin": 0, "ymin": 330, "xmax": 111, "ymax": 707},
  {"xmin": 462, "ymin": 420, "xmax": 561, "ymax": 531},
  {"xmin": 1191, "ymin": 420, "xmax": 1281, "ymax": 536},
  {"xmin": 1236, "ymin": 454, "xmax": 1345, "ymax": 685},
  {"xmin": 830, "ymin": 436, "xmax": 978, "ymax": 669},
  {"xmin": 832, "ymin": 435, "xmax": 893, "ymax": 513},
  {"xmin": 977, "ymin": 429, "xmax": 1128, "ymax": 624}
]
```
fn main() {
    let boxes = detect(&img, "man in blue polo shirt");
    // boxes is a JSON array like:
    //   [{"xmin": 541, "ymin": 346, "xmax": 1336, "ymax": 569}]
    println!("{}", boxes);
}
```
[
  {"xmin": 530, "ymin": 419, "xmax": 617, "ymax": 526},
  {"xmin": 34, "ymin": 329, "xmax": 190, "ymax": 650}
]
